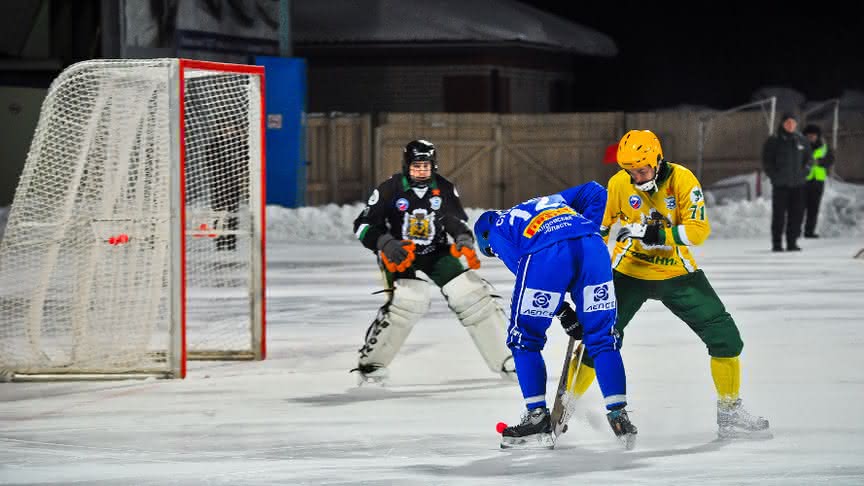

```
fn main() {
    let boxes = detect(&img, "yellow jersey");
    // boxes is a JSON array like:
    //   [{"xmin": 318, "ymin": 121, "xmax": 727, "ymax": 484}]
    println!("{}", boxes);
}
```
[{"xmin": 601, "ymin": 162, "xmax": 711, "ymax": 280}]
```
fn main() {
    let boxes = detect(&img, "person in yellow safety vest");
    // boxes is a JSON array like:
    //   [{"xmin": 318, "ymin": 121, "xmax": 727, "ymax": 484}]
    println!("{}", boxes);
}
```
[{"xmin": 802, "ymin": 125, "xmax": 836, "ymax": 238}]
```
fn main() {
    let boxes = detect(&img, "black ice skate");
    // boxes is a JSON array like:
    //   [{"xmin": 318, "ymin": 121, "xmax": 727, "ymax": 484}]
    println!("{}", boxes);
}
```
[
  {"xmin": 350, "ymin": 364, "xmax": 389, "ymax": 387},
  {"xmin": 606, "ymin": 407, "xmax": 637, "ymax": 450},
  {"xmin": 500, "ymin": 406, "xmax": 554, "ymax": 449},
  {"xmin": 717, "ymin": 398, "xmax": 771, "ymax": 439}
]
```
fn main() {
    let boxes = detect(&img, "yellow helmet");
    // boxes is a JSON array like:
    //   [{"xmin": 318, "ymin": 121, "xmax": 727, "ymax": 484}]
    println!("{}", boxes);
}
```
[{"xmin": 616, "ymin": 130, "xmax": 663, "ymax": 170}]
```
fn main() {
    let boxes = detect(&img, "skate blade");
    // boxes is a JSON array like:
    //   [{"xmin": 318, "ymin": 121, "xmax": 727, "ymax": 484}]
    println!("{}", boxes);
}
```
[
  {"xmin": 617, "ymin": 432, "xmax": 637, "ymax": 450},
  {"xmin": 354, "ymin": 370, "xmax": 389, "ymax": 388},
  {"xmin": 717, "ymin": 427, "xmax": 773, "ymax": 441},
  {"xmin": 356, "ymin": 376, "xmax": 387, "ymax": 387},
  {"xmin": 500, "ymin": 432, "xmax": 555, "ymax": 450}
]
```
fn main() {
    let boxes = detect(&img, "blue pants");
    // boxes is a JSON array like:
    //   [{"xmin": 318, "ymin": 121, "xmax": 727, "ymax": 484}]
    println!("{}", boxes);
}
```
[{"xmin": 506, "ymin": 235, "xmax": 626, "ymax": 410}]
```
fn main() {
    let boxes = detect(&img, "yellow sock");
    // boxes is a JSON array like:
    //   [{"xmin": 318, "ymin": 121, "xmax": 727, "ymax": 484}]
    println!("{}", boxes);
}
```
[
  {"xmin": 710, "ymin": 356, "xmax": 740, "ymax": 402},
  {"xmin": 566, "ymin": 362, "xmax": 596, "ymax": 398}
]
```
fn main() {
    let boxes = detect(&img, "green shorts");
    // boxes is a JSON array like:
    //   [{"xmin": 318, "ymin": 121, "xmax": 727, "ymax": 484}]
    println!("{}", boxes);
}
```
[
  {"xmin": 380, "ymin": 248, "xmax": 466, "ymax": 288},
  {"xmin": 583, "ymin": 269, "xmax": 743, "ymax": 366}
]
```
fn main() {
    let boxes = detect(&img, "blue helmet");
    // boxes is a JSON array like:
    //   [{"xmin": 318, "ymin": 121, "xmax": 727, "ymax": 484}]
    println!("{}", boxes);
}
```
[{"xmin": 473, "ymin": 210, "xmax": 500, "ymax": 257}]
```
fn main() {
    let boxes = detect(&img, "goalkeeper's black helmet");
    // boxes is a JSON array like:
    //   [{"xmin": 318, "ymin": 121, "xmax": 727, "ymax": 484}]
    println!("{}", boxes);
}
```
[{"xmin": 402, "ymin": 139, "xmax": 438, "ymax": 180}]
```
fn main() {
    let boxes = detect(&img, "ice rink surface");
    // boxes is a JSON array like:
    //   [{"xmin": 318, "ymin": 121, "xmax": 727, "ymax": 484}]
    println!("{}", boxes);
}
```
[{"xmin": 2, "ymin": 233, "xmax": 863, "ymax": 485}]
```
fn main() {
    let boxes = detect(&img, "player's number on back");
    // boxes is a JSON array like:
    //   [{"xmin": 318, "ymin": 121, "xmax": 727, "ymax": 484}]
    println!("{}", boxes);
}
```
[
  {"xmin": 506, "ymin": 198, "xmax": 563, "ymax": 225},
  {"xmin": 534, "ymin": 197, "xmax": 559, "ymax": 210},
  {"xmin": 507, "ymin": 209, "xmax": 532, "ymax": 225}
]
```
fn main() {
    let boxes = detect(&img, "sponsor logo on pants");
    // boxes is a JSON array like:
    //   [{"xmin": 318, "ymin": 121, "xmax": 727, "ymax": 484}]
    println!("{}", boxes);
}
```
[
  {"xmin": 519, "ymin": 288, "xmax": 562, "ymax": 318},
  {"xmin": 583, "ymin": 281, "xmax": 616, "ymax": 312}
]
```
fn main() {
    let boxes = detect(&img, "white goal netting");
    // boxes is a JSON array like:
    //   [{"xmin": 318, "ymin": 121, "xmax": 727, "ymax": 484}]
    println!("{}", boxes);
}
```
[{"xmin": 0, "ymin": 59, "xmax": 265, "ymax": 380}]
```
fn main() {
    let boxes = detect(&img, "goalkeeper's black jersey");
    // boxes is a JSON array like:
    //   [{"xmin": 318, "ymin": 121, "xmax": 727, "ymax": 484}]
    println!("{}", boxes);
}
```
[{"xmin": 353, "ymin": 174, "xmax": 469, "ymax": 256}]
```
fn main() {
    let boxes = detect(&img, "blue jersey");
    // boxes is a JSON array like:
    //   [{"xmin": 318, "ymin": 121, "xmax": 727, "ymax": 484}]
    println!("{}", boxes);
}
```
[{"xmin": 486, "ymin": 181, "xmax": 607, "ymax": 274}]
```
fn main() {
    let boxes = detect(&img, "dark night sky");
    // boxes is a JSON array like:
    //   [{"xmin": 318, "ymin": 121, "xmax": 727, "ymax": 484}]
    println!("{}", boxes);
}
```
[{"xmin": 520, "ymin": 1, "xmax": 864, "ymax": 111}]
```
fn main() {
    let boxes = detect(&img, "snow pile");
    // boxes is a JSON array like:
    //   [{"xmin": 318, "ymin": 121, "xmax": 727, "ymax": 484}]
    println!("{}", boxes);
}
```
[
  {"xmin": 2, "ymin": 178, "xmax": 862, "ymax": 244},
  {"xmin": 265, "ymin": 178, "xmax": 864, "ymax": 242},
  {"xmin": 706, "ymin": 176, "xmax": 864, "ymax": 238}
]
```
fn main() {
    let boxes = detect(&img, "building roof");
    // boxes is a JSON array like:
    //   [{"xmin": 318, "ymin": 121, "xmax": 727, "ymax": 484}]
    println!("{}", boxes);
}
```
[{"xmin": 292, "ymin": 0, "xmax": 617, "ymax": 57}]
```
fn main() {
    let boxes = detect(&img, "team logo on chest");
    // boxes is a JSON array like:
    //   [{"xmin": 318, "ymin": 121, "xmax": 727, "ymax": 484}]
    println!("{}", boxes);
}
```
[
  {"xmin": 403, "ymin": 208, "xmax": 435, "ymax": 245},
  {"xmin": 629, "ymin": 195, "xmax": 643, "ymax": 209},
  {"xmin": 665, "ymin": 196, "xmax": 676, "ymax": 209},
  {"xmin": 429, "ymin": 196, "xmax": 442, "ymax": 210},
  {"xmin": 395, "ymin": 198, "xmax": 410, "ymax": 211}
]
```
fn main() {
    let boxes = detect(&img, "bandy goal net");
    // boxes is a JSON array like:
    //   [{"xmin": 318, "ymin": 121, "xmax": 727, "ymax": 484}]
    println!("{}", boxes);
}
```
[{"xmin": 0, "ymin": 59, "xmax": 266, "ymax": 380}]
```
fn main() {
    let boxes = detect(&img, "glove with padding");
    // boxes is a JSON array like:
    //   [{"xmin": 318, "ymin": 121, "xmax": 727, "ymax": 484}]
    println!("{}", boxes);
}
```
[
  {"xmin": 555, "ymin": 302, "xmax": 583, "ymax": 340},
  {"xmin": 452, "ymin": 232, "xmax": 474, "ymax": 253},
  {"xmin": 450, "ymin": 232, "xmax": 481, "ymax": 269},
  {"xmin": 616, "ymin": 223, "xmax": 661, "ymax": 246},
  {"xmin": 377, "ymin": 234, "xmax": 416, "ymax": 272}
]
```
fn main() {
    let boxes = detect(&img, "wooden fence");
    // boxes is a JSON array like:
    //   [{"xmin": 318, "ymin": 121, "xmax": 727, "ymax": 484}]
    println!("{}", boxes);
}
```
[{"xmin": 305, "ymin": 111, "xmax": 864, "ymax": 209}]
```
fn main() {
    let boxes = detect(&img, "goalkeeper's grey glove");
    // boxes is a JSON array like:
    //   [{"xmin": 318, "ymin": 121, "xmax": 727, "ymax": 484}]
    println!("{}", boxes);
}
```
[{"xmin": 453, "ymin": 232, "xmax": 475, "ymax": 252}]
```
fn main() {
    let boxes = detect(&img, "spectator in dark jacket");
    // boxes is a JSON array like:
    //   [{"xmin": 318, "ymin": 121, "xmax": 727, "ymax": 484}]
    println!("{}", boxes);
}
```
[
  {"xmin": 762, "ymin": 113, "xmax": 810, "ymax": 252},
  {"xmin": 801, "ymin": 124, "xmax": 835, "ymax": 238}
]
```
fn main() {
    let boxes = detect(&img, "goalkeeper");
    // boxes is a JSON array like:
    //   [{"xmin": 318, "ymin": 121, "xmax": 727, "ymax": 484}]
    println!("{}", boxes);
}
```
[
  {"xmin": 351, "ymin": 140, "xmax": 515, "ymax": 385},
  {"xmin": 570, "ymin": 129, "xmax": 770, "ymax": 439}
]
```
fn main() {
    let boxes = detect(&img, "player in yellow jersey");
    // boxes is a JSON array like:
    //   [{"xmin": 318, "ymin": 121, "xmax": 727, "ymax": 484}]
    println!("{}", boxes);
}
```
[{"xmin": 566, "ymin": 129, "xmax": 769, "ymax": 439}]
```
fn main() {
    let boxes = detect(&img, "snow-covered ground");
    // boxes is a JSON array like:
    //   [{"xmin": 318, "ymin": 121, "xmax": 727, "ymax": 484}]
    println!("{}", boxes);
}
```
[{"xmin": 1, "ymin": 178, "xmax": 864, "ymax": 485}]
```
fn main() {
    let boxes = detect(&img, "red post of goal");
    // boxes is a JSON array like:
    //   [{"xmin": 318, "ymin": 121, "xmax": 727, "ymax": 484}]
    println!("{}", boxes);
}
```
[{"xmin": 176, "ymin": 59, "xmax": 267, "ymax": 377}]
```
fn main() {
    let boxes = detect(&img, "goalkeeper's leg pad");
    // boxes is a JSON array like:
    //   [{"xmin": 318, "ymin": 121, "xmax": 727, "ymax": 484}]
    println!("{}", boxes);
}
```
[
  {"xmin": 441, "ymin": 271, "xmax": 514, "ymax": 377},
  {"xmin": 357, "ymin": 278, "xmax": 430, "ymax": 369}
]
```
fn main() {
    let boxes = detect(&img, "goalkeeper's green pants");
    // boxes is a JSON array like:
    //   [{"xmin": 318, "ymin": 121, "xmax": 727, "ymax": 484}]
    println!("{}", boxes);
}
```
[{"xmin": 380, "ymin": 249, "xmax": 465, "ymax": 288}]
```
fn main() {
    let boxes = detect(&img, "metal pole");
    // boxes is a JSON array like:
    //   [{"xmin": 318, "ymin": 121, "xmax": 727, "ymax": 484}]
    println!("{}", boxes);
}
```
[
  {"xmin": 279, "ymin": 0, "xmax": 292, "ymax": 57},
  {"xmin": 493, "ymin": 122, "xmax": 503, "ymax": 209},
  {"xmin": 768, "ymin": 96, "xmax": 776, "ymax": 136},
  {"xmin": 696, "ymin": 119, "xmax": 705, "ymax": 181},
  {"xmin": 328, "ymin": 115, "xmax": 338, "ymax": 202}
]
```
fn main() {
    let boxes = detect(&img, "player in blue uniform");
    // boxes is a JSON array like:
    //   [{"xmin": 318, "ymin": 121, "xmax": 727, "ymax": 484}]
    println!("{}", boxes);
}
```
[{"xmin": 474, "ymin": 181, "xmax": 637, "ymax": 449}]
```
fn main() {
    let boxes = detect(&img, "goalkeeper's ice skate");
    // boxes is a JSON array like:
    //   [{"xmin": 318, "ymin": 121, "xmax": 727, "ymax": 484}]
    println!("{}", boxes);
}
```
[
  {"xmin": 500, "ymin": 406, "xmax": 555, "ymax": 450},
  {"xmin": 717, "ymin": 398, "xmax": 771, "ymax": 439},
  {"xmin": 606, "ymin": 408, "xmax": 637, "ymax": 450},
  {"xmin": 351, "ymin": 364, "xmax": 389, "ymax": 387}
]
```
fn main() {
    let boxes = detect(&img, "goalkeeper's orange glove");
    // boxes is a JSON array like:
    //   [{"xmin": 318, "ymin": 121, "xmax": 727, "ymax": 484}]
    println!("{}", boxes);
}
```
[
  {"xmin": 377, "ymin": 234, "xmax": 416, "ymax": 273},
  {"xmin": 450, "ymin": 233, "xmax": 481, "ymax": 270}
]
